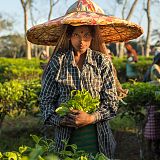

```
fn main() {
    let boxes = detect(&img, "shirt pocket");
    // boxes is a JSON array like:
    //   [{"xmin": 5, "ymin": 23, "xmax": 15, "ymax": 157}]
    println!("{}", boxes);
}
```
[
  {"xmin": 57, "ymin": 67, "xmax": 75, "ymax": 89},
  {"xmin": 57, "ymin": 74, "xmax": 68, "ymax": 85}
]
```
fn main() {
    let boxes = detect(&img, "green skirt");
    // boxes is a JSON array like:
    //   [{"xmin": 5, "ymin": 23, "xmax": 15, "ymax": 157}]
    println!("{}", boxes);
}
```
[{"xmin": 69, "ymin": 124, "xmax": 99, "ymax": 156}]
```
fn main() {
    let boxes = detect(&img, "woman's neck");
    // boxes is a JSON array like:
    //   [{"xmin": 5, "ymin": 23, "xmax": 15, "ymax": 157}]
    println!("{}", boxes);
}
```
[
  {"xmin": 74, "ymin": 51, "xmax": 87, "ymax": 71},
  {"xmin": 74, "ymin": 50, "xmax": 87, "ymax": 57}
]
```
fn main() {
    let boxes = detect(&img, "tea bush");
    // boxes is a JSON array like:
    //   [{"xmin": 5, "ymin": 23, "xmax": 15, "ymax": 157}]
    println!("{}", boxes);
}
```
[
  {"xmin": 0, "ymin": 79, "xmax": 41, "ymax": 128},
  {"xmin": 0, "ymin": 57, "xmax": 153, "ymax": 83},
  {"xmin": 0, "ymin": 135, "xmax": 108, "ymax": 160},
  {"xmin": 120, "ymin": 82, "xmax": 160, "ymax": 123},
  {"xmin": 112, "ymin": 56, "xmax": 153, "ymax": 82},
  {"xmin": 0, "ymin": 58, "xmax": 43, "ymax": 82}
]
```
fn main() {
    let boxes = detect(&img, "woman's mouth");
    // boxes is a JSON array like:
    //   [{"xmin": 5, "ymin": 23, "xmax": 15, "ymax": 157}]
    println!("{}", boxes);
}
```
[{"xmin": 79, "ymin": 45, "xmax": 84, "ymax": 49}]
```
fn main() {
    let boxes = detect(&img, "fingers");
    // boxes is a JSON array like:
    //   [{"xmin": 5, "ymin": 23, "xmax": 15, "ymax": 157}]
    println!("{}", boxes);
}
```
[
  {"xmin": 64, "ymin": 116, "xmax": 75, "ymax": 123},
  {"xmin": 70, "ymin": 109, "xmax": 80, "ymax": 114},
  {"xmin": 67, "ymin": 113, "xmax": 76, "ymax": 119},
  {"xmin": 68, "ymin": 109, "xmax": 80, "ymax": 119},
  {"xmin": 60, "ymin": 116, "xmax": 77, "ymax": 128}
]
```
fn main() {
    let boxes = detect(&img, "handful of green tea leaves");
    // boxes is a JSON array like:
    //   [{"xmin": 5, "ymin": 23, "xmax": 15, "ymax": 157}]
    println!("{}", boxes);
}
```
[{"xmin": 55, "ymin": 89, "xmax": 100, "ymax": 116}]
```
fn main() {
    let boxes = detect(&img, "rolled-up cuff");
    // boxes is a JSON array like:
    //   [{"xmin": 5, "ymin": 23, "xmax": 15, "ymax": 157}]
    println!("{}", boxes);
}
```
[
  {"xmin": 91, "ymin": 111, "xmax": 101, "ymax": 123},
  {"xmin": 91, "ymin": 110, "xmax": 116, "ymax": 123}
]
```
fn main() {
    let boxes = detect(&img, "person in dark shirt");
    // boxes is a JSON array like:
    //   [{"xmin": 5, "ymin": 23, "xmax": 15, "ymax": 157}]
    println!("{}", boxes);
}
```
[{"xmin": 27, "ymin": 0, "xmax": 143, "ymax": 158}]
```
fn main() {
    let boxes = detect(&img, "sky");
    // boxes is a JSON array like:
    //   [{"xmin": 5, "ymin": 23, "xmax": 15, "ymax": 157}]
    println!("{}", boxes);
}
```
[{"xmin": 0, "ymin": 0, "xmax": 160, "ymax": 44}]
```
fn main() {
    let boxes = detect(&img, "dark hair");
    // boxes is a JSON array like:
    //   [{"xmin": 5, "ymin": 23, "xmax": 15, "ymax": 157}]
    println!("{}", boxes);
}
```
[{"xmin": 66, "ymin": 25, "xmax": 95, "ymax": 38}]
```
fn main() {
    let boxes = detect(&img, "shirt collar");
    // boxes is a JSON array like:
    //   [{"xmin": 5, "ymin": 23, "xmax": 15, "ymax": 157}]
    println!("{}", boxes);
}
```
[
  {"xmin": 86, "ymin": 48, "xmax": 97, "ymax": 67},
  {"xmin": 66, "ymin": 49, "xmax": 76, "ymax": 66}
]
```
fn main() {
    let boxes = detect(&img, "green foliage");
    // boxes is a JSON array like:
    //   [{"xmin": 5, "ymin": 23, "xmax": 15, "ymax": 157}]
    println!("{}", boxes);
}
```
[
  {"xmin": 112, "ymin": 56, "xmax": 153, "ymax": 82},
  {"xmin": 0, "ymin": 58, "xmax": 43, "ymax": 82},
  {"xmin": 119, "ymin": 82, "xmax": 160, "ymax": 123},
  {"xmin": 119, "ymin": 81, "xmax": 160, "ymax": 158},
  {"xmin": 20, "ymin": 80, "xmax": 41, "ymax": 115},
  {"xmin": 0, "ymin": 80, "xmax": 24, "ymax": 118},
  {"xmin": 0, "ymin": 79, "xmax": 41, "ymax": 128},
  {"xmin": 0, "ymin": 14, "xmax": 13, "ymax": 32},
  {"xmin": 0, "ymin": 58, "xmax": 42, "ymax": 127},
  {"xmin": 0, "ymin": 56, "xmax": 153, "ymax": 83},
  {"xmin": 110, "ymin": 115, "xmax": 135, "ymax": 131},
  {"xmin": 122, "ymin": 82, "xmax": 160, "ymax": 106},
  {"xmin": 56, "ymin": 89, "xmax": 100, "ymax": 116},
  {"xmin": 0, "ymin": 135, "xmax": 109, "ymax": 160}
]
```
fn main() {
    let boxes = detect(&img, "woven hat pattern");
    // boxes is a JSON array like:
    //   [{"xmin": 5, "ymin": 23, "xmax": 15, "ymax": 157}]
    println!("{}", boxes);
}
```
[
  {"xmin": 66, "ymin": 0, "xmax": 104, "ymax": 14},
  {"xmin": 27, "ymin": 0, "xmax": 143, "ymax": 46}
]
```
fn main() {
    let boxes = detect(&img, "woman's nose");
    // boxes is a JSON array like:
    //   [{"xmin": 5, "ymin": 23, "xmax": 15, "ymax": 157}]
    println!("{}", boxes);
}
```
[{"xmin": 79, "ymin": 36, "xmax": 83, "ymax": 41}]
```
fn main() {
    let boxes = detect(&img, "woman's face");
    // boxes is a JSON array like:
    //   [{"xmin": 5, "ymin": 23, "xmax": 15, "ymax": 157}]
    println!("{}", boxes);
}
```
[{"xmin": 70, "ymin": 26, "xmax": 93, "ymax": 54}]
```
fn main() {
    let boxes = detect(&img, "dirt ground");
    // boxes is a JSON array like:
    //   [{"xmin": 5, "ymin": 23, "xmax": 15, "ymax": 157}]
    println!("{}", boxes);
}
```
[
  {"xmin": 114, "ymin": 130, "xmax": 160, "ymax": 160},
  {"xmin": 114, "ymin": 130, "xmax": 140, "ymax": 160}
]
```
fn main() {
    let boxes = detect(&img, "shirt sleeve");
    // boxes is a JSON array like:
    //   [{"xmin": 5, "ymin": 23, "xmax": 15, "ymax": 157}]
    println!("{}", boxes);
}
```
[
  {"xmin": 92, "ymin": 57, "xmax": 119, "ymax": 122},
  {"xmin": 39, "ymin": 54, "xmax": 62, "ymax": 126}
]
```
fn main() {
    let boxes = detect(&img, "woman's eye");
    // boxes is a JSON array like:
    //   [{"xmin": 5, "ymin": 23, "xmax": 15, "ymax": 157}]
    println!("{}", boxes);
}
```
[
  {"xmin": 84, "ymin": 33, "xmax": 91, "ymax": 38},
  {"xmin": 72, "ymin": 33, "xmax": 79, "ymax": 37}
]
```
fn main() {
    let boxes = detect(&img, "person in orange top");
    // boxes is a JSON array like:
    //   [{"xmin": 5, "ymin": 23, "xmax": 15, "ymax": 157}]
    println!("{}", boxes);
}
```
[
  {"xmin": 125, "ymin": 43, "xmax": 139, "ymax": 81},
  {"xmin": 125, "ymin": 43, "xmax": 138, "ymax": 62}
]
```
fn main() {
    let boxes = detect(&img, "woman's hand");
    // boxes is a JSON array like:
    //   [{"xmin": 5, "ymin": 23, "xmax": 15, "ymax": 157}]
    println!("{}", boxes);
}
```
[
  {"xmin": 68, "ymin": 110, "xmax": 95, "ymax": 128},
  {"xmin": 60, "ymin": 110, "xmax": 95, "ymax": 128}
]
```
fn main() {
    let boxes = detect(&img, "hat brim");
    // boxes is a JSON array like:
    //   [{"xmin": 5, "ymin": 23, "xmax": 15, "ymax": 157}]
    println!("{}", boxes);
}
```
[{"xmin": 27, "ymin": 12, "xmax": 143, "ymax": 46}]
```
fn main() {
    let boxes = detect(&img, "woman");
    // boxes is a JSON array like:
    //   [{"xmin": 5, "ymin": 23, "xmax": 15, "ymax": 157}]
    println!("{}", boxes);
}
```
[
  {"xmin": 27, "ymin": 0, "xmax": 143, "ymax": 158},
  {"xmin": 125, "ymin": 43, "xmax": 138, "ymax": 81},
  {"xmin": 42, "ymin": 24, "xmax": 118, "ymax": 158},
  {"xmin": 144, "ymin": 53, "xmax": 160, "ymax": 158},
  {"xmin": 126, "ymin": 56, "xmax": 138, "ymax": 81}
]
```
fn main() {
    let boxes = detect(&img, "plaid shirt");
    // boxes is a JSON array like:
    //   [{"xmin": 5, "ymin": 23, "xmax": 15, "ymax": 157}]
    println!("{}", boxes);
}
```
[{"xmin": 39, "ymin": 48, "xmax": 119, "ymax": 158}]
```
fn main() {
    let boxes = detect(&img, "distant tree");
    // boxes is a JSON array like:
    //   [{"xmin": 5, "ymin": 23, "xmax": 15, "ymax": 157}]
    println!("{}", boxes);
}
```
[
  {"xmin": 144, "ymin": 0, "xmax": 151, "ymax": 57},
  {"xmin": 115, "ymin": 0, "xmax": 139, "ymax": 58},
  {"xmin": 144, "ymin": 0, "xmax": 160, "ymax": 56},
  {"xmin": 0, "ymin": 14, "xmax": 13, "ymax": 31},
  {"xmin": 48, "ymin": 0, "xmax": 60, "ymax": 21},
  {"xmin": 138, "ymin": 36, "xmax": 145, "ymax": 56},
  {"xmin": 0, "ymin": 34, "xmax": 25, "ymax": 58},
  {"xmin": 125, "ymin": 0, "xmax": 139, "ymax": 20},
  {"xmin": 45, "ymin": 0, "xmax": 60, "ymax": 58},
  {"xmin": 20, "ymin": 0, "xmax": 33, "ymax": 60},
  {"xmin": 116, "ymin": 0, "xmax": 138, "ymax": 57}
]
